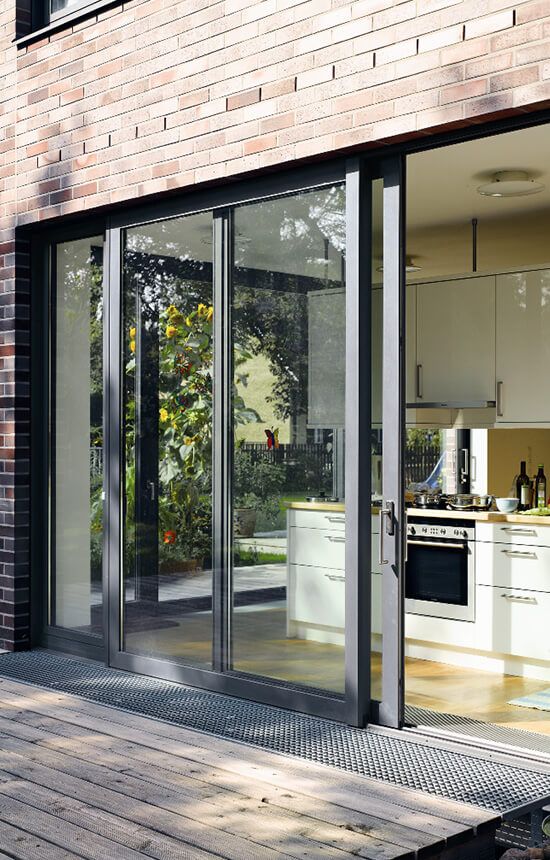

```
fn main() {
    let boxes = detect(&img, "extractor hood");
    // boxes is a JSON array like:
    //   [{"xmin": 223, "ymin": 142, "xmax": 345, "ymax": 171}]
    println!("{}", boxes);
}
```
[{"xmin": 406, "ymin": 400, "xmax": 497, "ymax": 409}]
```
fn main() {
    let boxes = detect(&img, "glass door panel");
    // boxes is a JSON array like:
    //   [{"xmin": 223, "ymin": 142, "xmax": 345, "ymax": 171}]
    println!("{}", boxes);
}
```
[
  {"xmin": 230, "ymin": 185, "xmax": 347, "ymax": 693},
  {"xmin": 51, "ymin": 236, "xmax": 104, "ymax": 635},
  {"xmin": 121, "ymin": 211, "xmax": 214, "ymax": 668}
]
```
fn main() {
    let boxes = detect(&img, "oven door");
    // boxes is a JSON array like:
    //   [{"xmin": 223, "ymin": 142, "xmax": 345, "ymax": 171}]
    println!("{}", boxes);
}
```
[{"xmin": 405, "ymin": 539, "xmax": 475, "ymax": 622}]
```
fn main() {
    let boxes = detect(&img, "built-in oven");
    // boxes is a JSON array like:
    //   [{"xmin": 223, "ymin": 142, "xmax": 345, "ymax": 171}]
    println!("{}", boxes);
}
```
[{"xmin": 405, "ymin": 518, "xmax": 475, "ymax": 622}]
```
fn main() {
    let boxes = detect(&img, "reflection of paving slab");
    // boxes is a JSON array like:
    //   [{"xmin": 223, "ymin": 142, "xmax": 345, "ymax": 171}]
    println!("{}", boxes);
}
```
[
  {"xmin": 235, "ymin": 534, "xmax": 287, "ymax": 553},
  {"xmin": 129, "ymin": 563, "xmax": 286, "ymax": 602},
  {"xmin": 90, "ymin": 562, "xmax": 286, "ymax": 605}
]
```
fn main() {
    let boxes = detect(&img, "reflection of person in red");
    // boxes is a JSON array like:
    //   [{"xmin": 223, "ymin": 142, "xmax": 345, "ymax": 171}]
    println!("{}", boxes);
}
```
[
  {"xmin": 163, "ymin": 530, "xmax": 177, "ymax": 544},
  {"xmin": 264, "ymin": 428, "xmax": 280, "ymax": 450}
]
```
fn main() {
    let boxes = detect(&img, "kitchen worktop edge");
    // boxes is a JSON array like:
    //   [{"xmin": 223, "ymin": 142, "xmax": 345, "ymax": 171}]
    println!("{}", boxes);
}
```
[{"xmin": 285, "ymin": 501, "xmax": 550, "ymax": 524}]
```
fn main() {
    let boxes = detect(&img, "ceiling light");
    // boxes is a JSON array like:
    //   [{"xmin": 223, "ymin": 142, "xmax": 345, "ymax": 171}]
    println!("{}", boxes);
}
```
[
  {"xmin": 377, "ymin": 255, "xmax": 422, "ymax": 273},
  {"xmin": 477, "ymin": 170, "xmax": 544, "ymax": 198}
]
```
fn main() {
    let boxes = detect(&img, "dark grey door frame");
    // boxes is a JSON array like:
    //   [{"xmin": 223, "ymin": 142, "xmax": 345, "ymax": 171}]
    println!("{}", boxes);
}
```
[{"xmin": 380, "ymin": 154, "xmax": 406, "ymax": 729}]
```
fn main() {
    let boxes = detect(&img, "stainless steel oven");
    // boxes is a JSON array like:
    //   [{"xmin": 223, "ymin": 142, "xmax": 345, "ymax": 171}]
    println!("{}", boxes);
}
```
[{"xmin": 405, "ymin": 519, "xmax": 475, "ymax": 622}]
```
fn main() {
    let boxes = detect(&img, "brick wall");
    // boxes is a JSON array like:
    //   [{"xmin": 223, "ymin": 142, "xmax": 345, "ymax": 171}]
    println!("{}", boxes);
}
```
[{"xmin": 1, "ymin": 0, "xmax": 550, "ymax": 649}]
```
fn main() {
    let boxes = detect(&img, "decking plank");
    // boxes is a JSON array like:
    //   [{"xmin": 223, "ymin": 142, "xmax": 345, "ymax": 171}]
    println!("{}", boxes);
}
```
[
  {"xmin": 0, "ymin": 777, "xmax": 215, "ymax": 860},
  {"xmin": 0, "ymin": 693, "xmax": 473, "ymax": 850},
  {"xmin": 0, "ymin": 707, "xmax": 447, "ymax": 857},
  {"xmin": 0, "ymin": 737, "xmax": 294, "ymax": 860},
  {"xmin": 0, "ymin": 679, "xmax": 500, "ymax": 832},
  {"xmin": 0, "ymin": 729, "xmax": 414, "ymax": 860},
  {"xmin": 0, "ymin": 819, "xmax": 83, "ymax": 860}
]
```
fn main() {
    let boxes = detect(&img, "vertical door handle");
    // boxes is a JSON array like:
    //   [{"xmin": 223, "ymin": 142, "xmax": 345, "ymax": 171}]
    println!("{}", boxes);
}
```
[
  {"xmin": 147, "ymin": 480, "xmax": 156, "ymax": 501},
  {"xmin": 416, "ymin": 364, "xmax": 423, "ymax": 399},
  {"xmin": 496, "ymin": 381, "xmax": 504, "ymax": 417},
  {"xmin": 378, "ymin": 501, "xmax": 395, "ymax": 566}
]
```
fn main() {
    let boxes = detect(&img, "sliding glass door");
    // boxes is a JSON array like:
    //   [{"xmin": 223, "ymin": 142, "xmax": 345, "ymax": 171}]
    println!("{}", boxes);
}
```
[{"xmin": 42, "ymin": 159, "xmax": 406, "ymax": 726}]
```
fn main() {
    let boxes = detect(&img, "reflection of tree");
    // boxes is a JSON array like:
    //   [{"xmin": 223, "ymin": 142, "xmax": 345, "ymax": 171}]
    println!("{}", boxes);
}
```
[{"xmin": 233, "ymin": 185, "xmax": 345, "ymax": 422}]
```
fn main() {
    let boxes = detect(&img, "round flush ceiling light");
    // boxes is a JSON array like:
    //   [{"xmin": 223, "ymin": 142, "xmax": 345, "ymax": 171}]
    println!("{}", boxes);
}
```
[{"xmin": 477, "ymin": 170, "xmax": 545, "ymax": 198}]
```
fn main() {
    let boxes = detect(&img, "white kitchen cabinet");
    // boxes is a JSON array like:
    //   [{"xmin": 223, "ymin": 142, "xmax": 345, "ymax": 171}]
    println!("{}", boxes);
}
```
[
  {"xmin": 496, "ymin": 269, "xmax": 550, "ymax": 423},
  {"xmin": 476, "ymin": 521, "xmax": 550, "ymax": 548},
  {"xmin": 476, "ymin": 540, "xmax": 550, "ymax": 592},
  {"xmin": 476, "ymin": 584, "xmax": 550, "ymax": 662},
  {"xmin": 290, "ymin": 526, "xmax": 345, "ymax": 570},
  {"xmin": 415, "ymin": 276, "xmax": 495, "ymax": 404},
  {"xmin": 289, "ymin": 564, "xmax": 345, "ymax": 629}
]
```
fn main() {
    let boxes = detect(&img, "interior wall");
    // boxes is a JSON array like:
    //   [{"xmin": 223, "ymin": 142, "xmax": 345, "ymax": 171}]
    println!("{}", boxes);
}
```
[
  {"xmin": 407, "ymin": 209, "xmax": 550, "ymax": 282},
  {"xmin": 487, "ymin": 429, "xmax": 550, "ymax": 499}
]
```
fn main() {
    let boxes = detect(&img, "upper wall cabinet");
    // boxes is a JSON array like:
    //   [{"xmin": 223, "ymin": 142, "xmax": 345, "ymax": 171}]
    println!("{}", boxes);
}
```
[
  {"xmin": 415, "ymin": 276, "xmax": 496, "ymax": 405},
  {"xmin": 496, "ymin": 269, "xmax": 550, "ymax": 424}
]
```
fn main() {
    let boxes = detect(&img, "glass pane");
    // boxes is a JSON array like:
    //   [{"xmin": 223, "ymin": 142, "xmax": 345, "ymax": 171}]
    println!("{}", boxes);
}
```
[
  {"xmin": 122, "ymin": 212, "xmax": 213, "ymax": 668},
  {"xmin": 52, "ymin": 236, "xmax": 104, "ymax": 634},
  {"xmin": 230, "ymin": 185, "xmax": 346, "ymax": 693}
]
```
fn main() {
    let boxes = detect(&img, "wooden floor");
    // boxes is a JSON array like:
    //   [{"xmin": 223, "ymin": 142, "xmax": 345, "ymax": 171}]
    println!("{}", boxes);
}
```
[{"xmin": 0, "ymin": 677, "xmax": 501, "ymax": 860}]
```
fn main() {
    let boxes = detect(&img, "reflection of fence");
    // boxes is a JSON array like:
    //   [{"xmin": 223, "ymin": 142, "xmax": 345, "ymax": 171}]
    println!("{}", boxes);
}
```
[
  {"xmin": 405, "ymin": 443, "xmax": 441, "ymax": 486},
  {"xmin": 90, "ymin": 447, "xmax": 103, "ymax": 478},
  {"xmin": 90, "ymin": 441, "xmax": 440, "ymax": 490},
  {"xmin": 240, "ymin": 443, "xmax": 333, "ymax": 493}
]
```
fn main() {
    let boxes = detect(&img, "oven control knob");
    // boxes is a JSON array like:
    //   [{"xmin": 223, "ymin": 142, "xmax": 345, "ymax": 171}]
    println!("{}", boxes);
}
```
[{"xmin": 409, "ymin": 526, "xmax": 416, "ymax": 536}]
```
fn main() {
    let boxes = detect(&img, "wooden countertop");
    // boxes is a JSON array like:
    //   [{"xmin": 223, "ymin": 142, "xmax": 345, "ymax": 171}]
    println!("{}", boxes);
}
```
[{"xmin": 285, "ymin": 500, "xmax": 550, "ymax": 524}]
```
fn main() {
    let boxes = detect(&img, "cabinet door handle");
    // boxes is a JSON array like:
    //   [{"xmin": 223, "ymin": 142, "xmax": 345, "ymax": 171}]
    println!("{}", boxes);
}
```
[
  {"xmin": 325, "ymin": 516, "xmax": 345, "ymax": 524},
  {"xmin": 496, "ymin": 381, "xmax": 504, "ymax": 417},
  {"xmin": 325, "ymin": 573, "xmax": 345, "ymax": 582},
  {"xmin": 501, "ymin": 549, "xmax": 538, "ymax": 559},
  {"xmin": 416, "ymin": 364, "xmax": 423, "ymax": 399},
  {"xmin": 501, "ymin": 527, "xmax": 537, "ymax": 536},
  {"xmin": 500, "ymin": 593, "xmax": 538, "ymax": 603},
  {"xmin": 325, "ymin": 535, "xmax": 345, "ymax": 543}
]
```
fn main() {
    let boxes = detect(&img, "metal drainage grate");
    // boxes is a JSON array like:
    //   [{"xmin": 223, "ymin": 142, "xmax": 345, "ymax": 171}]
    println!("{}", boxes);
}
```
[
  {"xmin": 407, "ymin": 705, "xmax": 550, "ymax": 758},
  {"xmin": 1, "ymin": 650, "xmax": 550, "ymax": 817}
]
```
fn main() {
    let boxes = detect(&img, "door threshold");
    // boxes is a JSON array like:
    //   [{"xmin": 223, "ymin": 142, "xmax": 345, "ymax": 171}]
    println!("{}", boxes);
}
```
[{"xmin": 401, "ymin": 705, "xmax": 550, "ymax": 768}]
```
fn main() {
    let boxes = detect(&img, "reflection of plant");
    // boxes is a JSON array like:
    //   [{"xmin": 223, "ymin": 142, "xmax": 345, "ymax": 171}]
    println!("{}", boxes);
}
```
[{"xmin": 233, "ymin": 446, "xmax": 285, "ymax": 530}]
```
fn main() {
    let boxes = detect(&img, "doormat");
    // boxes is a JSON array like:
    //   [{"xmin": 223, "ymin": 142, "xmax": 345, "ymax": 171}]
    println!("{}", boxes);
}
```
[{"xmin": 509, "ymin": 689, "xmax": 550, "ymax": 711}]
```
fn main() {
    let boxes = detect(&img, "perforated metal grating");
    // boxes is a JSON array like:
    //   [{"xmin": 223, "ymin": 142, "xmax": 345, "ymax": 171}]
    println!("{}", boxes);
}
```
[{"xmin": 1, "ymin": 650, "xmax": 550, "ymax": 817}]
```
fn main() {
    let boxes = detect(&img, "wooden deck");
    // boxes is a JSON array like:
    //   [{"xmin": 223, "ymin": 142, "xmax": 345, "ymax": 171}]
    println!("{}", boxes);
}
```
[{"xmin": 0, "ymin": 677, "xmax": 501, "ymax": 860}]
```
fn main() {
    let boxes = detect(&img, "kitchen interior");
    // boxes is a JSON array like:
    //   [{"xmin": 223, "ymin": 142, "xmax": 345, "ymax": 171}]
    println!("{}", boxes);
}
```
[{"xmin": 274, "ymin": 121, "xmax": 550, "ymax": 742}]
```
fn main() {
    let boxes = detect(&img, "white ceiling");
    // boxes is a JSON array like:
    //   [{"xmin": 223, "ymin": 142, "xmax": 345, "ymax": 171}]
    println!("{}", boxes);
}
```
[{"xmin": 407, "ymin": 123, "xmax": 550, "ymax": 228}]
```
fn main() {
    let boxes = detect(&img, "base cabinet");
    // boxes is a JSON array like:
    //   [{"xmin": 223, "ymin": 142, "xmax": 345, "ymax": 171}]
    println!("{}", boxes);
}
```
[{"xmin": 476, "ymin": 584, "xmax": 550, "ymax": 662}]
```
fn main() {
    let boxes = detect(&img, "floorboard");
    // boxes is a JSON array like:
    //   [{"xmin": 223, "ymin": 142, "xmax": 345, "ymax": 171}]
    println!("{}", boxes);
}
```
[{"xmin": 0, "ymin": 678, "xmax": 502, "ymax": 859}]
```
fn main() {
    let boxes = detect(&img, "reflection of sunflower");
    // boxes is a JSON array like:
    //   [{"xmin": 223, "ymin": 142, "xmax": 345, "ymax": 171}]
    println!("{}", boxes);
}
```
[
  {"xmin": 206, "ymin": 306, "xmax": 213, "ymax": 322},
  {"xmin": 159, "ymin": 407, "xmax": 169, "ymax": 423},
  {"xmin": 130, "ymin": 340, "xmax": 136, "ymax": 353},
  {"xmin": 197, "ymin": 303, "xmax": 207, "ymax": 318},
  {"xmin": 167, "ymin": 305, "xmax": 184, "ymax": 324},
  {"xmin": 166, "ymin": 324, "xmax": 177, "ymax": 338},
  {"xmin": 129, "ymin": 326, "xmax": 136, "ymax": 338}
]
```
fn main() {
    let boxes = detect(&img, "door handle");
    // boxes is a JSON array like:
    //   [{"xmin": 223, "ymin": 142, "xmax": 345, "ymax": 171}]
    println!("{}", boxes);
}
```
[
  {"xmin": 147, "ymin": 480, "xmax": 156, "ymax": 501},
  {"xmin": 416, "ymin": 364, "xmax": 423, "ymax": 399},
  {"xmin": 496, "ymin": 381, "xmax": 504, "ymax": 417},
  {"xmin": 379, "ymin": 501, "xmax": 395, "ymax": 565}
]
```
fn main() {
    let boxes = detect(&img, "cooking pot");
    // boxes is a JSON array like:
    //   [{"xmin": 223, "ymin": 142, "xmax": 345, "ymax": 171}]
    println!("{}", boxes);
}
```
[{"xmin": 447, "ymin": 494, "xmax": 493, "ymax": 511}]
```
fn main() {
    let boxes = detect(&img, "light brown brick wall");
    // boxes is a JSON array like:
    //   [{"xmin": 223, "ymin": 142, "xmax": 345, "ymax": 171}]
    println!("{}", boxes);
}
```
[
  {"xmin": 0, "ymin": 0, "xmax": 549, "ymax": 649},
  {"xmin": 2, "ymin": 0, "xmax": 550, "ymax": 228}
]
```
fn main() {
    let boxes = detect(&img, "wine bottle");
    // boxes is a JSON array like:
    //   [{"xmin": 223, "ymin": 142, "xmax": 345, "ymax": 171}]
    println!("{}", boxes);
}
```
[
  {"xmin": 535, "ymin": 464, "xmax": 547, "ymax": 509},
  {"xmin": 516, "ymin": 461, "xmax": 531, "ymax": 511}
]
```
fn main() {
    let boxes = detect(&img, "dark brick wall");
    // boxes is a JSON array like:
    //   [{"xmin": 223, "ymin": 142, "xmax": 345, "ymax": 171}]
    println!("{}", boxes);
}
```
[{"xmin": 0, "ymin": 237, "xmax": 31, "ymax": 652}]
